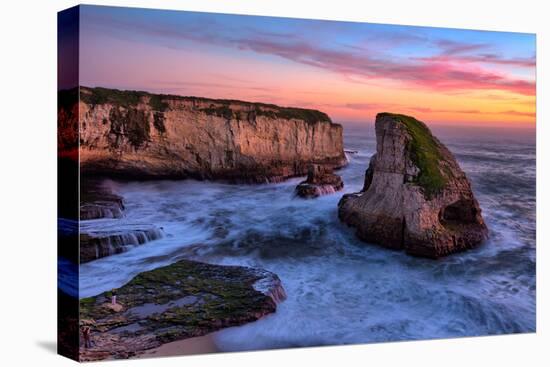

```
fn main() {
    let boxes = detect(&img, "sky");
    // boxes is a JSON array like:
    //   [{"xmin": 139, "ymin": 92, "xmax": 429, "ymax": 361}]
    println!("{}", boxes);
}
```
[{"xmin": 77, "ymin": 5, "xmax": 536, "ymax": 126}]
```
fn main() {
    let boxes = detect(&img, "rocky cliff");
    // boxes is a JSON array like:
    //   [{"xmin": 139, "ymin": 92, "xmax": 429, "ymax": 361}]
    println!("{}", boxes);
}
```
[
  {"xmin": 338, "ymin": 113, "xmax": 488, "ymax": 258},
  {"xmin": 72, "ymin": 87, "xmax": 346, "ymax": 182}
]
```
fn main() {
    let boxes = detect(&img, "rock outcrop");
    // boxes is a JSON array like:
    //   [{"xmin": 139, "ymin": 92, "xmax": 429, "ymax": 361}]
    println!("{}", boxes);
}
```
[
  {"xmin": 78, "ymin": 260, "xmax": 286, "ymax": 361},
  {"xmin": 338, "ymin": 113, "xmax": 488, "ymax": 258},
  {"xmin": 295, "ymin": 164, "xmax": 344, "ymax": 198},
  {"xmin": 80, "ymin": 180, "xmax": 125, "ymax": 220},
  {"xmin": 67, "ymin": 87, "xmax": 347, "ymax": 182},
  {"xmin": 79, "ymin": 179, "xmax": 163, "ymax": 262},
  {"xmin": 80, "ymin": 225, "xmax": 164, "ymax": 263}
]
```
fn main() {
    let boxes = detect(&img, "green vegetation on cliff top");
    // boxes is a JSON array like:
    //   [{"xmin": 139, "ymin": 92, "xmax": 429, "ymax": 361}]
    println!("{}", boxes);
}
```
[
  {"xmin": 79, "ymin": 86, "xmax": 332, "ymax": 124},
  {"xmin": 80, "ymin": 87, "xmax": 169, "ymax": 111},
  {"xmin": 378, "ymin": 112, "xmax": 448, "ymax": 197}
]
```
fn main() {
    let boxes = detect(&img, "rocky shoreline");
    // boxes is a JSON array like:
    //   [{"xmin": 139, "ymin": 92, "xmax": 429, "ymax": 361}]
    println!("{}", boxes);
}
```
[
  {"xmin": 79, "ymin": 259, "xmax": 286, "ymax": 361},
  {"xmin": 77, "ymin": 178, "xmax": 288, "ymax": 361},
  {"xmin": 79, "ymin": 180, "xmax": 164, "ymax": 263},
  {"xmin": 71, "ymin": 95, "xmax": 492, "ymax": 359}
]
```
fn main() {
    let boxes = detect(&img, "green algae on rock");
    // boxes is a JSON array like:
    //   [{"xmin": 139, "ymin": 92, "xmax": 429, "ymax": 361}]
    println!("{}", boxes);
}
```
[
  {"xmin": 78, "ymin": 259, "xmax": 286, "ymax": 361},
  {"xmin": 377, "ymin": 112, "xmax": 449, "ymax": 198}
]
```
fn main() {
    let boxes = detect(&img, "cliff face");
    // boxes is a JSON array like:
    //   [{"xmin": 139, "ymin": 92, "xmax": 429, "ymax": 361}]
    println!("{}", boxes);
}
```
[
  {"xmin": 75, "ymin": 87, "xmax": 346, "ymax": 182},
  {"xmin": 338, "ymin": 113, "xmax": 488, "ymax": 258}
]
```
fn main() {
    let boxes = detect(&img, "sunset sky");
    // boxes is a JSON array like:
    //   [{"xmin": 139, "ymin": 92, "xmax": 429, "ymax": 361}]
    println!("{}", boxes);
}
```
[{"xmin": 78, "ymin": 5, "xmax": 536, "ymax": 126}]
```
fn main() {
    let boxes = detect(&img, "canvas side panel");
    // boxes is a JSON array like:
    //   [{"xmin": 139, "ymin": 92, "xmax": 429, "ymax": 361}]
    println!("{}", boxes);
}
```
[{"xmin": 57, "ymin": 5, "xmax": 80, "ymax": 362}]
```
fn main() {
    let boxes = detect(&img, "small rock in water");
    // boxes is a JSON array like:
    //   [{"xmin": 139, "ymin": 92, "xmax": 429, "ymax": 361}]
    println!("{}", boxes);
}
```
[{"xmin": 296, "ymin": 164, "xmax": 344, "ymax": 198}]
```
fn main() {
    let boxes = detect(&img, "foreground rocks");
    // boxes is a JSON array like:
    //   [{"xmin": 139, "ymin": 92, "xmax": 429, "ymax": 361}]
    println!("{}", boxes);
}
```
[
  {"xmin": 64, "ymin": 86, "xmax": 347, "ymax": 182},
  {"xmin": 79, "ymin": 179, "xmax": 163, "ymax": 262},
  {"xmin": 80, "ymin": 180, "xmax": 125, "ymax": 220},
  {"xmin": 80, "ymin": 225, "xmax": 164, "ymax": 263},
  {"xmin": 296, "ymin": 164, "xmax": 344, "ymax": 198},
  {"xmin": 79, "ymin": 260, "xmax": 286, "ymax": 361},
  {"xmin": 338, "ymin": 113, "xmax": 488, "ymax": 258}
]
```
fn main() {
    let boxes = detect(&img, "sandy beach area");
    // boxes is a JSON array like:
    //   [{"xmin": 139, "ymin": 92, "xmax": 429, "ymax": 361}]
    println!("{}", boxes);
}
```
[{"xmin": 136, "ymin": 333, "xmax": 221, "ymax": 359}]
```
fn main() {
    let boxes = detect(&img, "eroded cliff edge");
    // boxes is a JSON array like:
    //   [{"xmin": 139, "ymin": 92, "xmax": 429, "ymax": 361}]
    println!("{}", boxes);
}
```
[
  {"xmin": 70, "ymin": 86, "xmax": 347, "ymax": 182},
  {"xmin": 338, "ymin": 113, "xmax": 488, "ymax": 258}
]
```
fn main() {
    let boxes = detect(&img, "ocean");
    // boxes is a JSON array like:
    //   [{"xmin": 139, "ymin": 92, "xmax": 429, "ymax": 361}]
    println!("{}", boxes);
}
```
[{"xmin": 79, "ymin": 122, "xmax": 536, "ymax": 351}]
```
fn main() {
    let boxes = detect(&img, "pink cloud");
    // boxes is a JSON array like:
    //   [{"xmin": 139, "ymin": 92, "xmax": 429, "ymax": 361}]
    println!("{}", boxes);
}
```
[
  {"xmin": 238, "ymin": 38, "xmax": 535, "ymax": 96},
  {"xmin": 416, "ymin": 54, "xmax": 535, "ymax": 68},
  {"xmin": 85, "ymin": 12, "xmax": 535, "ymax": 97}
]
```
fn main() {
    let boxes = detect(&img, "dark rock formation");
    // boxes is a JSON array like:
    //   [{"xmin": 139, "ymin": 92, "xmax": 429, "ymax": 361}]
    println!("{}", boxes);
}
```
[
  {"xmin": 80, "ymin": 180, "xmax": 125, "ymax": 220},
  {"xmin": 338, "ymin": 113, "xmax": 488, "ymax": 258},
  {"xmin": 64, "ymin": 86, "xmax": 347, "ymax": 182},
  {"xmin": 80, "ymin": 225, "xmax": 164, "ymax": 263},
  {"xmin": 296, "ymin": 164, "xmax": 344, "ymax": 198},
  {"xmin": 78, "ymin": 260, "xmax": 286, "ymax": 361},
  {"xmin": 79, "ymin": 179, "xmax": 163, "ymax": 262}
]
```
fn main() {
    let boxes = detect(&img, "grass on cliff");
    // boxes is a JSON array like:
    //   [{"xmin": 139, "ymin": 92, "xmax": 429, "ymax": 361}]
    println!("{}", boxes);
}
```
[
  {"xmin": 254, "ymin": 106, "xmax": 331, "ymax": 124},
  {"xmin": 80, "ymin": 86, "xmax": 332, "ymax": 124},
  {"xmin": 378, "ymin": 112, "xmax": 447, "ymax": 197},
  {"xmin": 200, "ymin": 104, "xmax": 331, "ymax": 124},
  {"xmin": 80, "ymin": 87, "xmax": 169, "ymax": 111}
]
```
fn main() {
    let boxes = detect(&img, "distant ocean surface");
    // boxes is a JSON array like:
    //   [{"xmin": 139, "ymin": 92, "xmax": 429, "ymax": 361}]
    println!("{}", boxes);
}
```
[{"xmin": 79, "ymin": 122, "xmax": 536, "ymax": 350}]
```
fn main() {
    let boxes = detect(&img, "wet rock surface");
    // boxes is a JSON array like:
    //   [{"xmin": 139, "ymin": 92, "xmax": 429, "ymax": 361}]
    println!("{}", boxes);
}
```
[
  {"xmin": 338, "ymin": 113, "xmax": 488, "ymax": 258},
  {"xmin": 80, "ymin": 180, "xmax": 125, "ymax": 220},
  {"xmin": 80, "ymin": 225, "xmax": 164, "ymax": 263},
  {"xmin": 79, "ymin": 179, "xmax": 163, "ymax": 262},
  {"xmin": 295, "ymin": 164, "xmax": 344, "ymax": 198},
  {"xmin": 78, "ymin": 260, "xmax": 286, "ymax": 361}
]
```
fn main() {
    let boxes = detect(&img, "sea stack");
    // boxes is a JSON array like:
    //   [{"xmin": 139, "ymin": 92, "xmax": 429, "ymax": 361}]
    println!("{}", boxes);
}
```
[
  {"xmin": 295, "ymin": 164, "xmax": 344, "ymax": 198},
  {"xmin": 338, "ymin": 113, "xmax": 488, "ymax": 258}
]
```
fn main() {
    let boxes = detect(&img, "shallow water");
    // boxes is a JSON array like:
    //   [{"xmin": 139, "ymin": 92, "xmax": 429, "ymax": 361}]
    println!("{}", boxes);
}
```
[{"xmin": 79, "ymin": 123, "xmax": 536, "ymax": 350}]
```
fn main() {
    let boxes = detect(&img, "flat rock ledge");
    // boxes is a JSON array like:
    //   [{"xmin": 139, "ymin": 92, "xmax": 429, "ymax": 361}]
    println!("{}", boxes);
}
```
[
  {"xmin": 338, "ymin": 113, "xmax": 488, "ymax": 258},
  {"xmin": 296, "ymin": 164, "xmax": 344, "ymax": 198},
  {"xmin": 78, "ymin": 260, "xmax": 286, "ymax": 361},
  {"xmin": 80, "ymin": 225, "xmax": 164, "ymax": 263},
  {"xmin": 80, "ymin": 180, "xmax": 125, "ymax": 220},
  {"xmin": 79, "ymin": 179, "xmax": 164, "ymax": 262}
]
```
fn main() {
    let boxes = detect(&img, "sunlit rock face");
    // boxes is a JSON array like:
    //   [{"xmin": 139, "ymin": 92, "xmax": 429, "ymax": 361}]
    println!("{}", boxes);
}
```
[
  {"xmin": 70, "ymin": 86, "xmax": 347, "ymax": 182},
  {"xmin": 338, "ymin": 113, "xmax": 488, "ymax": 258}
]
